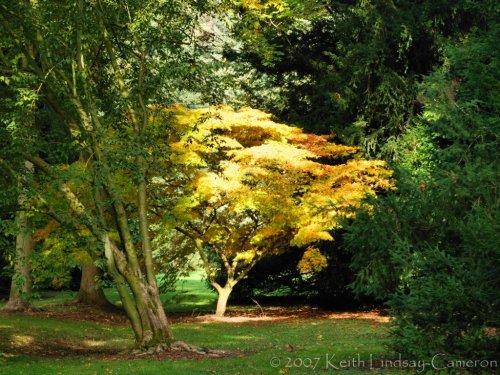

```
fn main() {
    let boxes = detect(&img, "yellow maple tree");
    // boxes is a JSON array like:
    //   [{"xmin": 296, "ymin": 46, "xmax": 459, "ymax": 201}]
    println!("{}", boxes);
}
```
[{"xmin": 156, "ymin": 105, "xmax": 393, "ymax": 316}]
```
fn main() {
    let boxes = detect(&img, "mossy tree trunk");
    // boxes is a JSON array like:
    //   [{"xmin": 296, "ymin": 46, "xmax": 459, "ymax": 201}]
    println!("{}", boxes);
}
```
[
  {"xmin": 4, "ymin": 161, "xmax": 34, "ymax": 312},
  {"xmin": 32, "ymin": 155, "xmax": 174, "ymax": 350},
  {"xmin": 103, "ymin": 234, "xmax": 174, "ymax": 349},
  {"xmin": 4, "ymin": 210, "xmax": 33, "ymax": 312}
]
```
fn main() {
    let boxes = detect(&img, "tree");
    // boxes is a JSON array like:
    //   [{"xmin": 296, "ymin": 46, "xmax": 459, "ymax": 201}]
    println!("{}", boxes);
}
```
[
  {"xmin": 156, "ymin": 105, "xmax": 392, "ymax": 316},
  {"xmin": 345, "ymin": 22, "xmax": 500, "ymax": 358},
  {"xmin": 0, "ymin": 44, "xmax": 38, "ymax": 311},
  {"xmin": 0, "ymin": 0, "xmax": 212, "ymax": 350},
  {"xmin": 4, "ymin": 163, "xmax": 34, "ymax": 311}
]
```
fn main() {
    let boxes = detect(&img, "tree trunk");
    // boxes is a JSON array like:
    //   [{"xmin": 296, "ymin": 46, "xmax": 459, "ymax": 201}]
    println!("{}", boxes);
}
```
[
  {"xmin": 102, "ymin": 233, "xmax": 174, "ymax": 350},
  {"xmin": 5, "ymin": 161, "xmax": 34, "ymax": 312},
  {"xmin": 73, "ymin": 262, "xmax": 114, "ymax": 309},
  {"xmin": 121, "ymin": 273, "xmax": 174, "ymax": 349},
  {"xmin": 215, "ymin": 284, "xmax": 233, "ymax": 317},
  {"xmin": 4, "ymin": 210, "xmax": 33, "ymax": 312},
  {"xmin": 136, "ymin": 280, "xmax": 174, "ymax": 349}
]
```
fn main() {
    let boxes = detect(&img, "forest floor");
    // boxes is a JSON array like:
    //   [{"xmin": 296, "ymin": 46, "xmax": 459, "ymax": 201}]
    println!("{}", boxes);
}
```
[{"xmin": 0, "ymin": 274, "xmax": 409, "ymax": 375}]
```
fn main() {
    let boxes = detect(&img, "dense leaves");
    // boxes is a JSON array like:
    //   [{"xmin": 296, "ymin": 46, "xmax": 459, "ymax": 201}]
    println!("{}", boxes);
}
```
[
  {"xmin": 225, "ymin": 0, "xmax": 496, "ymax": 157},
  {"xmin": 346, "ymin": 23, "xmax": 500, "ymax": 358},
  {"xmin": 155, "ymin": 105, "xmax": 392, "ymax": 315}
]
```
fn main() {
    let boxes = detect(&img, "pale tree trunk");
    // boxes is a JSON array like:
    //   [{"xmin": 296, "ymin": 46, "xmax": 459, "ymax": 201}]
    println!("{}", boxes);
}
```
[
  {"xmin": 72, "ymin": 262, "xmax": 114, "ymax": 308},
  {"xmin": 5, "ymin": 161, "xmax": 34, "ymax": 312},
  {"xmin": 190, "ymin": 239, "xmax": 241, "ymax": 317},
  {"xmin": 214, "ymin": 284, "xmax": 233, "ymax": 317},
  {"xmin": 4, "ymin": 210, "xmax": 33, "ymax": 311},
  {"xmin": 211, "ymin": 255, "xmax": 262, "ymax": 317},
  {"xmin": 178, "ymin": 233, "xmax": 265, "ymax": 317},
  {"xmin": 191, "ymin": 240, "xmax": 236, "ymax": 317}
]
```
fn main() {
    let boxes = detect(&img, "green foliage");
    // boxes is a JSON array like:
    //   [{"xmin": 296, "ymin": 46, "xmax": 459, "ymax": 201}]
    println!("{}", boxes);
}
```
[
  {"xmin": 31, "ymin": 223, "xmax": 89, "ymax": 290},
  {"xmin": 346, "ymin": 24, "xmax": 500, "ymax": 358},
  {"xmin": 389, "ymin": 239, "xmax": 499, "ymax": 358},
  {"xmin": 152, "ymin": 229, "xmax": 199, "ymax": 294},
  {"xmin": 225, "ymin": 0, "xmax": 497, "ymax": 157}
]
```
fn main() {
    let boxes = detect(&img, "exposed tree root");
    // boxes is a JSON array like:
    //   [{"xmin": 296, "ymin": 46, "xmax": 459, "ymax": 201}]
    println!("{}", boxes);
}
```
[{"xmin": 132, "ymin": 340, "xmax": 232, "ymax": 357}]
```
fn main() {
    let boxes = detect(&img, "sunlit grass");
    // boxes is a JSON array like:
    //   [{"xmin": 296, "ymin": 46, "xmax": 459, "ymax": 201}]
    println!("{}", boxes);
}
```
[
  {"xmin": 0, "ymin": 271, "xmax": 218, "ymax": 313},
  {"xmin": 0, "ymin": 313, "xmax": 397, "ymax": 374},
  {"xmin": 0, "ymin": 272, "xmax": 406, "ymax": 374},
  {"xmin": 161, "ymin": 270, "xmax": 218, "ymax": 313}
]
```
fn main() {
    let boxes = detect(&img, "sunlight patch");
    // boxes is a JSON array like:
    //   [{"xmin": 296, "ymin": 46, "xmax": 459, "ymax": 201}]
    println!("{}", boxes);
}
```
[
  {"xmin": 83, "ymin": 339, "xmax": 107, "ymax": 348},
  {"xmin": 11, "ymin": 334, "xmax": 34, "ymax": 346}
]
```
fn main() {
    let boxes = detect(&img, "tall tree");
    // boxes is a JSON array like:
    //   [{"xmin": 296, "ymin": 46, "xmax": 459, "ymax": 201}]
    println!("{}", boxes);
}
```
[
  {"xmin": 0, "ymin": 0, "xmax": 211, "ymax": 350},
  {"xmin": 346, "ymin": 22, "xmax": 500, "ymax": 358},
  {"xmin": 4, "ymin": 163, "xmax": 34, "ymax": 311},
  {"xmin": 0, "ymin": 34, "xmax": 38, "ymax": 311}
]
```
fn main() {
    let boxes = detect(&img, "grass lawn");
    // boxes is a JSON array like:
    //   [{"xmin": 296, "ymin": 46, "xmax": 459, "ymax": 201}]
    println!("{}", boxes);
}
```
[{"xmin": 0, "ymin": 273, "xmax": 414, "ymax": 374}]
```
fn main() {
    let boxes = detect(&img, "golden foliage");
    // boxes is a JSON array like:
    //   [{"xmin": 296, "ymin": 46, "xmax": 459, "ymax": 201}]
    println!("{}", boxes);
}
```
[
  {"xmin": 166, "ymin": 105, "xmax": 393, "ymax": 276},
  {"xmin": 291, "ymin": 223, "xmax": 333, "ymax": 247},
  {"xmin": 297, "ymin": 247, "xmax": 328, "ymax": 274}
]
